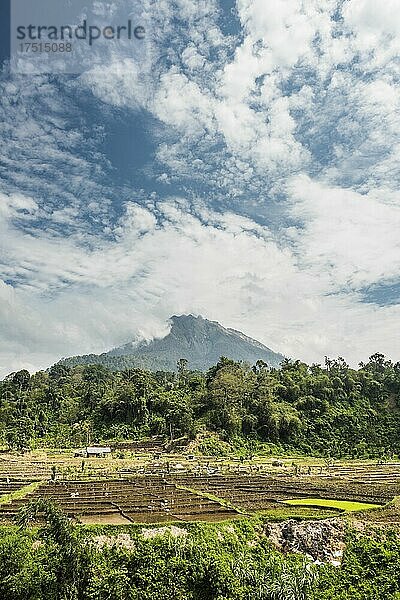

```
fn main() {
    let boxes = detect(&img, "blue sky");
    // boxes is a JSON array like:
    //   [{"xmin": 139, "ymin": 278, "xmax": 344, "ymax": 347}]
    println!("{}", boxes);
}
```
[{"xmin": 1, "ymin": 0, "xmax": 400, "ymax": 376}]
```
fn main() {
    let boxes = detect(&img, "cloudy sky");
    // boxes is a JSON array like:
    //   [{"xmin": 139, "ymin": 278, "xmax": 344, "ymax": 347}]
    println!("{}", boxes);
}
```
[{"xmin": 1, "ymin": 0, "xmax": 400, "ymax": 376}]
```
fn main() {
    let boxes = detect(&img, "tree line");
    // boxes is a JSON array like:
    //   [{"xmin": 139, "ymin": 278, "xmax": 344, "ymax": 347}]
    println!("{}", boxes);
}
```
[{"xmin": 1, "ymin": 353, "xmax": 400, "ymax": 457}]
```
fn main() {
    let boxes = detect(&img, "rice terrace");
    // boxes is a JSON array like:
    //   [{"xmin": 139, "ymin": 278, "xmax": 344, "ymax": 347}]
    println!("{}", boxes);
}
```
[
  {"xmin": 1, "ymin": 448, "xmax": 400, "ymax": 526},
  {"xmin": 2, "ymin": 355, "xmax": 400, "ymax": 599}
]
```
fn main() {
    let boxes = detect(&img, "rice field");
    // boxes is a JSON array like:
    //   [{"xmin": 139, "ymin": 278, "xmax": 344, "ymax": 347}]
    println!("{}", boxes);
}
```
[
  {"xmin": 282, "ymin": 498, "xmax": 380, "ymax": 512},
  {"xmin": 0, "ymin": 453, "xmax": 400, "ymax": 524}
]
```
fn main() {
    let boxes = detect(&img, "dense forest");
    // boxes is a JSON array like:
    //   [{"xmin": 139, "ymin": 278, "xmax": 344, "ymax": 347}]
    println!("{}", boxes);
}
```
[
  {"xmin": 0, "ymin": 503, "xmax": 400, "ymax": 600},
  {"xmin": 1, "ymin": 353, "xmax": 400, "ymax": 458}
]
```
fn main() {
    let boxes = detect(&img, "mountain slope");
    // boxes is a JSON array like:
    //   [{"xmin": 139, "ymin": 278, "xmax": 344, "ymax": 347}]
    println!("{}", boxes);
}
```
[{"xmin": 56, "ymin": 314, "xmax": 285, "ymax": 371}]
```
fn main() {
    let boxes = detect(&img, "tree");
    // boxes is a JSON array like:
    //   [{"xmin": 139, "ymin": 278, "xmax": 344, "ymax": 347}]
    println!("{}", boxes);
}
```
[{"xmin": 17, "ymin": 499, "xmax": 92, "ymax": 600}]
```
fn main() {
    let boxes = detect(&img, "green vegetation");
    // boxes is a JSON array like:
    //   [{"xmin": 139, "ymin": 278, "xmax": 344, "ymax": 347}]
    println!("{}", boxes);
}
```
[
  {"xmin": 0, "ymin": 502, "xmax": 400, "ymax": 599},
  {"xmin": 311, "ymin": 531, "xmax": 400, "ymax": 600},
  {"xmin": 175, "ymin": 483, "xmax": 247, "ymax": 516},
  {"xmin": 283, "ymin": 498, "xmax": 380, "ymax": 512},
  {"xmin": 1, "ymin": 353, "xmax": 400, "ymax": 457},
  {"xmin": 0, "ymin": 481, "xmax": 42, "ymax": 507},
  {"xmin": 260, "ymin": 505, "xmax": 341, "ymax": 520}
]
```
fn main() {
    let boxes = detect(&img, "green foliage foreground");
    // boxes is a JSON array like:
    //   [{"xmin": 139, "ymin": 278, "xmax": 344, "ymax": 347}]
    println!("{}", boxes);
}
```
[
  {"xmin": 1, "ymin": 352, "xmax": 400, "ymax": 457},
  {"xmin": 1, "ymin": 503, "xmax": 400, "ymax": 600}
]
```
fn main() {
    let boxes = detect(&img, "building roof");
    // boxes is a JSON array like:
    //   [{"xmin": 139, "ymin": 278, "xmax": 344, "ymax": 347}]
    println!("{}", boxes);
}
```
[{"xmin": 86, "ymin": 446, "xmax": 111, "ymax": 454}]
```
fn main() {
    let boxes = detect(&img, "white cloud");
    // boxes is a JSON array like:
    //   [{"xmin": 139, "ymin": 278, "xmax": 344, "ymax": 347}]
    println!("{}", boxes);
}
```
[
  {"xmin": 2, "ymin": 1, "xmax": 400, "ymax": 378},
  {"xmin": 66, "ymin": 0, "xmax": 400, "ymax": 199},
  {"xmin": 1, "ymin": 189, "xmax": 400, "ymax": 377},
  {"xmin": 0, "ymin": 74, "xmax": 114, "ymax": 232},
  {"xmin": 288, "ymin": 175, "xmax": 400, "ymax": 290},
  {"xmin": 237, "ymin": 0, "xmax": 321, "ymax": 70},
  {"xmin": 153, "ymin": 70, "xmax": 215, "ymax": 134},
  {"xmin": 80, "ymin": 59, "xmax": 151, "ymax": 109},
  {"xmin": 343, "ymin": 0, "xmax": 400, "ymax": 68},
  {"xmin": 181, "ymin": 45, "xmax": 206, "ymax": 70}
]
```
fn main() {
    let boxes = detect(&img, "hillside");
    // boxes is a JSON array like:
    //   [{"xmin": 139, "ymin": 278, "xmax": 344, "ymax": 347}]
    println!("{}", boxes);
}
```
[{"xmin": 56, "ymin": 314, "xmax": 285, "ymax": 371}]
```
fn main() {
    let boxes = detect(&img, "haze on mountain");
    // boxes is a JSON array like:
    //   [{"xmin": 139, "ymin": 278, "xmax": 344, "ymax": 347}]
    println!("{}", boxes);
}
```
[{"xmin": 56, "ymin": 315, "xmax": 285, "ymax": 372}]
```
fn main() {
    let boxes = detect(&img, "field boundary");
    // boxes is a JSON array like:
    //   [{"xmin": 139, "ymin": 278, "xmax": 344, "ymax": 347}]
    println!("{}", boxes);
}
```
[
  {"xmin": 174, "ymin": 483, "xmax": 248, "ymax": 516},
  {"xmin": 0, "ymin": 481, "xmax": 43, "ymax": 507}
]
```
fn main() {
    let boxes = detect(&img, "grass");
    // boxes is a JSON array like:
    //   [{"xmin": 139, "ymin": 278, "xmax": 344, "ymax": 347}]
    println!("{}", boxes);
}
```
[
  {"xmin": 0, "ymin": 481, "xmax": 43, "ymax": 507},
  {"xmin": 260, "ymin": 505, "xmax": 341, "ymax": 521},
  {"xmin": 282, "ymin": 498, "xmax": 380, "ymax": 512},
  {"xmin": 175, "ymin": 484, "xmax": 248, "ymax": 515}
]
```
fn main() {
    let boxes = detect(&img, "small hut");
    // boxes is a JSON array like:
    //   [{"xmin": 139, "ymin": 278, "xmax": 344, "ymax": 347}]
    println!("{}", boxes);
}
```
[
  {"xmin": 75, "ymin": 446, "xmax": 112, "ymax": 458},
  {"xmin": 86, "ymin": 446, "xmax": 111, "ymax": 458}
]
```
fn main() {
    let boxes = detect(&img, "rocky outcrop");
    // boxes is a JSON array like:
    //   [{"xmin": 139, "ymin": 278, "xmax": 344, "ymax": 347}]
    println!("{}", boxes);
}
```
[{"xmin": 264, "ymin": 518, "xmax": 346, "ymax": 566}]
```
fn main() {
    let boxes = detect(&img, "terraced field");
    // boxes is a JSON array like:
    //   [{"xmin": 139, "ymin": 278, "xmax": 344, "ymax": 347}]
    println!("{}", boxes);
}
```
[
  {"xmin": 0, "ymin": 457, "xmax": 51, "ymax": 481},
  {"xmin": 0, "ymin": 478, "xmax": 240, "ymax": 524},
  {"xmin": 0, "ymin": 480, "xmax": 30, "ymax": 496},
  {"xmin": 1, "ymin": 459, "xmax": 400, "ymax": 524},
  {"xmin": 328, "ymin": 463, "xmax": 400, "ymax": 484},
  {"xmin": 172, "ymin": 473, "xmax": 399, "ymax": 508},
  {"xmin": 0, "ymin": 473, "xmax": 394, "ymax": 524}
]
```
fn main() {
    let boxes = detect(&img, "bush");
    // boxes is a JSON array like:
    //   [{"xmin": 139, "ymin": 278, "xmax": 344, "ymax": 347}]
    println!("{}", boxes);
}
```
[{"xmin": 197, "ymin": 434, "xmax": 233, "ymax": 457}]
